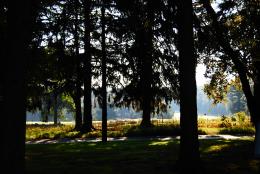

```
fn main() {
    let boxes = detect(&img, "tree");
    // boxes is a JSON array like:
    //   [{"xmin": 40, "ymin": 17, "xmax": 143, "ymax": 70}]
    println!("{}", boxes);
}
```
[
  {"xmin": 2, "ymin": 1, "xmax": 35, "ymax": 173},
  {"xmin": 196, "ymin": 0, "xmax": 260, "ymax": 158},
  {"xmin": 82, "ymin": 0, "xmax": 94, "ymax": 132},
  {"xmin": 177, "ymin": 0, "xmax": 201, "ymax": 172},
  {"xmin": 101, "ymin": 0, "xmax": 108, "ymax": 142},
  {"xmin": 72, "ymin": 0, "xmax": 83, "ymax": 130},
  {"xmin": 111, "ymin": 0, "xmax": 179, "ymax": 127},
  {"xmin": 228, "ymin": 85, "xmax": 248, "ymax": 114},
  {"xmin": 138, "ymin": 0, "xmax": 154, "ymax": 128}
]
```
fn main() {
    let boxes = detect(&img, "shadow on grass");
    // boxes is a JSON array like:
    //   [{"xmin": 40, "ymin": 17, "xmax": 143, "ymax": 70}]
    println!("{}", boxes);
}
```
[
  {"xmin": 200, "ymin": 139, "xmax": 259, "ymax": 174},
  {"xmin": 26, "ymin": 138, "xmax": 259, "ymax": 174},
  {"xmin": 124, "ymin": 125, "xmax": 181, "ymax": 137}
]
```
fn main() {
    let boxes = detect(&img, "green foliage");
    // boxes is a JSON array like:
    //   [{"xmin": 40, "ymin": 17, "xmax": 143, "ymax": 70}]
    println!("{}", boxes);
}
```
[
  {"xmin": 219, "ymin": 127, "xmax": 255, "ymax": 135},
  {"xmin": 228, "ymin": 86, "xmax": 248, "ymax": 114},
  {"xmin": 219, "ymin": 112, "xmax": 251, "ymax": 129},
  {"xmin": 233, "ymin": 111, "xmax": 248, "ymax": 124},
  {"xmin": 220, "ymin": 115, "xmax": 232, "ymax": 128}
]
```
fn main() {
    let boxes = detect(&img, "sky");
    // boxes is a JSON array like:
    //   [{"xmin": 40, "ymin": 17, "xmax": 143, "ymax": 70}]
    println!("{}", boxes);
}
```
[{"xmin": 196, "ymin": 64, "xmax": 208, "ymax": 86}]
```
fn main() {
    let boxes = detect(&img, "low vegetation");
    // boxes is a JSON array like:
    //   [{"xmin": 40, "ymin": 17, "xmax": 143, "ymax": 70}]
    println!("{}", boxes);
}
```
[{"xmin": 26, "ymin": 112, "xmax": 255, "ymax": 141}]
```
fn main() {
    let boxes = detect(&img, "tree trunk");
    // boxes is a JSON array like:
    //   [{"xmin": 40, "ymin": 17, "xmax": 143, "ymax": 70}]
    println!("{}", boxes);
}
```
[
  {"xmin": 177, "ymin": 0, "xmax": 201, "ymax": 172},
  {"xmin": 255, "ymin": 121, "xmax": 260, "ymax": 158},
  {"xmin": 73, "ymin": 0, "xmax": 82, "ymax": 131},
  {"xmin": 53, "ymin": 92, "xmax": 58, "ymax": 125},
  {"xmin": 253, "ymin": 62, "xmax": 260, "ymax": 158},
  {"xmin": 73, "ymin": 93, "xmax": 82, "ymax": 131},
  {"xmin": 140, "ymin": 0, "xmax": 154, "ymax": 128},
  {"xmin": 3, "ymin": 1, "xmax": 33, "ymax": 174},
  {"xmin": 82, "ymin": 0, "xmax": 93, "ymax": 133},
  {"xmin": 101, "ymin": 2, "xmax": 107, "ymax": 142}
]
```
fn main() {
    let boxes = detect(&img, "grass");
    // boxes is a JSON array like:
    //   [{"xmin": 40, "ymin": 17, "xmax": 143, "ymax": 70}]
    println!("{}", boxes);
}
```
[
  {"xmin": 26, "ymin": 138, "xmax": 260, "ymax": 174},
  {"xmin": 26, "ymin": 116, "xmax": 255, "ymax": 141}
]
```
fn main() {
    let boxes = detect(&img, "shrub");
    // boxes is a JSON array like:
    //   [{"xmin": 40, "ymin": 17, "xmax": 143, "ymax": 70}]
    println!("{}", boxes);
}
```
[
  {"xmin": 220, "ymin": 115, "xmax": 232, "ymax": 128},
  {"xmin": 233, "ymin": 111, "xmax": 249, "ymax": 125}
]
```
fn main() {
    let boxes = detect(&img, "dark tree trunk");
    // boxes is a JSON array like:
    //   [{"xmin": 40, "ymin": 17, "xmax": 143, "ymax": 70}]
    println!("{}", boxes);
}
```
[
  {"xmin": 140, "ymin": 0, "xmax": 154, "ymax": 128},
  {"xmin": 73, "ymin": 0, "xmax": 82, "ymax": 131},
  {"xmin": 53, "ymin": 92, "xmax": 58, "ymax": 125},
  {"xmin": 101, "ymin": 2, "xmax": 107, "ymax": 142},
  {"xmin": 253, "ymin": 61, "xmax": 260, "ymax": 158},
  {"xmin": 3, "ymin": 1, "xmax": 33, "ymax": 174},
  {"xmin": 82, "ymin": 0, "xmax": 93, "ymax": 133},
  {"xmin": 42, "ymin": 109, "xmax": 49, "ymax": 122},
  {"xmin": 73, "ymin": 93, "xmax": 82, "ymax": 131},
  {"xmin": 177, "ymin": 0, "xmax": 201, "ymax": 172}
]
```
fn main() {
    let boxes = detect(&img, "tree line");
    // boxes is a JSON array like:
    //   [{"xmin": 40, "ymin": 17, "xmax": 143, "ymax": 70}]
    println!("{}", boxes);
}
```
[{"xmin": 1, "ymin": 0, "xmax": 260, "ymax": 173}]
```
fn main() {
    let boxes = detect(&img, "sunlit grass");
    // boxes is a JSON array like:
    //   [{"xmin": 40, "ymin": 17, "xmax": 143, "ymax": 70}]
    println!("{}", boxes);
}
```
[
  {"xmin": 26, "ymin": 116, "xmax": 255, "ymax": 141},
  {"xmin": 203, "ymin": 144, "xmax": 230, "ymax": 153},
  {"xmin": 149, "ymin": 141, "xmax": 169, "ymax": 146}
]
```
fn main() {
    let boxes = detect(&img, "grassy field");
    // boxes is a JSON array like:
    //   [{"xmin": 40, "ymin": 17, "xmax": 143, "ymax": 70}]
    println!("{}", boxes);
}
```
[
  {"xmin": 26, "ymin": 114, "xmax": 255, "ymax": 141},
  {"xmin": 26, "ymin": 138, "xmax": 260, "ymax": 174}
]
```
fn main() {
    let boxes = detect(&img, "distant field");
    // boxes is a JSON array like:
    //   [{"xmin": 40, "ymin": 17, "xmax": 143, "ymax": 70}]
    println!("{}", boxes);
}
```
[
  {"xmin": 26, "ymin": 115, "xmax": 220, "ymax": 125},
  {"xmin": 26, "ymin": 113, "xmax": 221, "ymax": 125},
  {"xmin": 26, "ymin": 115, "xmax": 255, "ymax": 141}
]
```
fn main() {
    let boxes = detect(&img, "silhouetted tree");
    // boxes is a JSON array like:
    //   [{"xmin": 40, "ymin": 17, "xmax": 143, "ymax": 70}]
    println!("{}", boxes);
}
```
[
  {"xmin": 112, "ymin": 0, "xmax": 179, "ymax": 127},
  {"xmin": 177, "ymin": 0, "xmax": 201, "ymax": 172},
  {"xmin": 101, "ymin": 0, "xmax": 108, "ymax": 142},
  {"xmin": 2, "ymin": 1, "xmax": 36, "ymax": 173},
  {"xmin": 73, "ymin": 0, "xmax": 83, "ymax": 130},
  {"xmin": 82, "ymin": 0, "xmax": 94, "ymax": 132}
]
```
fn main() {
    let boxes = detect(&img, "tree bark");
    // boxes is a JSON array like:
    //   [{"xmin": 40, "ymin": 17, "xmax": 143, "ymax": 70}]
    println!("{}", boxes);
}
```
[
  {"xmin": 101, "ymin": 2, "xmax": 107, "ymax": 142},
  {"xmin": 177, "ymin": 0, "xmax": 201, "ymax": 172},
  {"xmin": 82, "ymin": 0, "xmax": 93, "ymax": 133}
]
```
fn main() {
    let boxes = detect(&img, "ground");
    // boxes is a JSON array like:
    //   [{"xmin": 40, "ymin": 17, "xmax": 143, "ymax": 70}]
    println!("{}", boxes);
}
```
[{"xmin": 26, "ymin": 138, "xmax": 260, "ymax": 174}]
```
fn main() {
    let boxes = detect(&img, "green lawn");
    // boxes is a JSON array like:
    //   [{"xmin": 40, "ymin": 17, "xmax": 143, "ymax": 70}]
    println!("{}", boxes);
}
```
[{"xmin": 26, "ymin": 138, "xmax": 260, "ymax": 174}]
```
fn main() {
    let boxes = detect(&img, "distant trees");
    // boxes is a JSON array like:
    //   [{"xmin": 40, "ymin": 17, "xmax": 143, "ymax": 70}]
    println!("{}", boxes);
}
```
[{"xmin": 228, "ymin": 85, "xmax": 248, "ymax": 114}]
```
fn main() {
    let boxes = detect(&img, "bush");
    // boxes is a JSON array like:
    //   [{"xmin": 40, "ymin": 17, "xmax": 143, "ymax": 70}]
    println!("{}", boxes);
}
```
[
  {"xmin": 219, "ymin": 127, "xmax": 255, "ymax": 135},
  {"xmin": 220, "ymin": 115, "xmax": 232, "ymax": 128},
  {"xmin": 125, "ymin": 125, "xmax": 181, "ymax": 137},
  {"xmin": 233, "ymin": 111, "xmax": 249, "ymax": 125}
]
